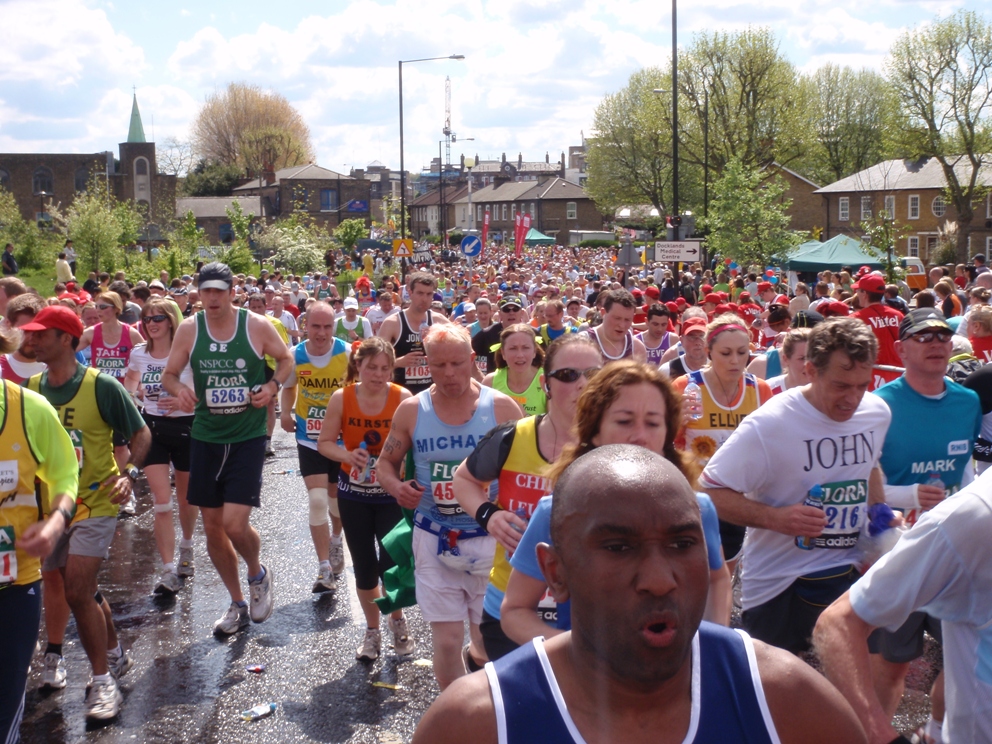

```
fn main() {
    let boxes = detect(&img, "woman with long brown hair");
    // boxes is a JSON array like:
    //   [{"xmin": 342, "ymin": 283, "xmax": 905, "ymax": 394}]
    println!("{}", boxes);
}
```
[{"xmin": 499, "ymin": 361, "xmax": 731, "ymax": 648}]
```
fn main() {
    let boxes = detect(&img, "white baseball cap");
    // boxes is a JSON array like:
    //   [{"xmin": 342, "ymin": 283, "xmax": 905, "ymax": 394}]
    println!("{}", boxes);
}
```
[{"xmin": 343, "ymin": 297, "xmax": 359, "ymax": 310}]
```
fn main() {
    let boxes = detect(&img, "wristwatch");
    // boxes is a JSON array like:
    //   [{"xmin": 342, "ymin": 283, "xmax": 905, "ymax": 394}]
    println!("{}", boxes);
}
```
[
  {"xmin": 54, "ymin": 506, "xmax": 74, "ymax": 525},
  {"xmin": 123, "ymin": 464, "xmax": 140, "ymax": 482},
  {"xmin": 270, "ymin": 378, "xmax": 283, "ymax": 393}
]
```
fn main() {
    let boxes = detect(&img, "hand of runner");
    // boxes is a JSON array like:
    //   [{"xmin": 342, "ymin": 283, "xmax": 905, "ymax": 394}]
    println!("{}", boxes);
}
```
[
  {"xmin": 917, "ymin": 484, "xmax": 946, "ymax": 510},
  {"xmin": 775, "ymin": 503, "xmax": 827, "ymax": 537},
  {"xmin": 349, "ymin": 447, "xmax": 370, "ymax": 471},
  {"xmin": 250, "ymin": 382, "xmax": 276, "ymax": 408},
  {"xmin": 394, "ymin": 479, "xmax": 425, "ymax": 510},
  {"xmin": 174, "ymin": 386, "xmax": 198, "ymax": 412},
  {"xmin": 486, "ymin": 510, "xmax": 526, "ymax": 552},
  {"xmin": 105, "ymin": 474, "xmax": 133, "ymax": 505},
  {"xmin": 279, "ymin": 411, "xmax": 295, "ymax": 433},
  {"xmin": 17, "ymin": 516, "xmax": 64, "ymax": 557},
  {"xmin": 396, "ymin": 351, "xmax": 426, "ymax": 367}
]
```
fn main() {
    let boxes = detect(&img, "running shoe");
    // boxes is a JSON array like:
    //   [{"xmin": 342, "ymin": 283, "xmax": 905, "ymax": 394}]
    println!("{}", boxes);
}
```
[
  {"xmin": 84, "ymin": 676, "xmax": 122, "ymax": 723},
  {"xmin": 108, "ymin": 647, "xmax": 134, "ymax": 679},
  {"xmin": 177, "ymin": 547, "xmax": 195, "ymax": 577},
  {"xmin": 265, "ymin": 440, "xmax": 275, "ymax": 457},
  {"xmin": 356, "ymin": 628, "xmax": 381, "ymax": 662},
  {"xmin": 213, "ymin": 602, "xmax": 249, "ymax": 636},
  {"xmin": 311, "ymin": 565, "xmax": 335, "ymax": 594},
  {"xmin": 40, "ymin": 653, "xmax": 67, "ymax": 690},
  {"xmin": 153, "ymin": 570, "xmax": 181, "ymax": 595},
  {"xmin": 388, "ymin": 614, "xmax": 415, "ymax": 656},
  {"xmin": 248, "ymin": 566, "xmax": 274, "ymax": 623},
  {"xmin": 461, "ymin": 643, "xmax": 484, "ymax": 673},
  {"xmin": 329, "ymin": 539, "xmax": 345, "ymax": 576}
]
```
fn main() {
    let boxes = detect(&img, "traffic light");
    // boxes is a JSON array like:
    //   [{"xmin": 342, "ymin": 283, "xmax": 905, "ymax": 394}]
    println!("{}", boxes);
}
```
[
  {"xmin": 671, "ymin": 215, "xmax": 682, "ymax": 227},
  {"xmin": 678, "ymin": 214, "xmax": 696, "ymax": 240}
]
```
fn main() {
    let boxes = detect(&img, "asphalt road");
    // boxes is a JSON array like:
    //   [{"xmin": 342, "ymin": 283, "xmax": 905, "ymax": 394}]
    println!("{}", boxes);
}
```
[
  {"xmin": 19, "ymin": 426, "xmax": 938, "ymax": 742},
  {"xmin": 20, "ymin": 428, "xmax": 440, "ymax": 744}
]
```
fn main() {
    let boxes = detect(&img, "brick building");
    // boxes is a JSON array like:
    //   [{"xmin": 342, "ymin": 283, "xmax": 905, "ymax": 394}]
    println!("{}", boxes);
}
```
[
  {"xmin": 233, "ymin": 163, "xmax": 372, "ymax": 230},
  {"xmin": 815, "ymin": 157, "xmax": 992, "ymax": 262},
  {"xmin": 766, "ymin": 163, "xmax": 822, "ymax": 235},
  {"xmin": 174, "ymin": 196, "xmax": 262, "ymax": 244},
  {"xmin": 0, "ymin": 94, "xmax": 176, "ymax": 229}
]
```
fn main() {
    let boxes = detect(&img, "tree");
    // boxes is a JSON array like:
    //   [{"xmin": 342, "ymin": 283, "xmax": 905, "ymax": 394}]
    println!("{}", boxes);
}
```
[
  {"xmin": 802, "ymin": 65, "xmax": 899, "ymax": 183},
  {"xmin": 334, "ymin": 219, "xmax": 367, "ymax": 252},
  {"xmin": 54, "ymin": 177, "xmax": 143, "ymax": 274},
  {"xmin": 158, "ymin": 137, "xmax": 196, "ymax": 177},
  {"xmin": 703, "ymin": 158, "xmax": 805, "ymax": 268},
  {"xmin": 585, "ymin": 68, "xmax": 675, "ymax": 215},
  {"xmin": 164, "ymin": 210, "xmax": 207, "ymax": 277},
  {"xmin": 192, "ymin": 82, "xmax": 314, "ymax": 176},
  {"xmin": 182, "ymin": 160, "xmax": 246, "ymax": 196},
  {"xmin": 0, "ymin": 189, "xmax": 61, "ymax": 270},
  {"xmin": 886, "ymin": 10, "xmax": 992, "ymax": 262}
]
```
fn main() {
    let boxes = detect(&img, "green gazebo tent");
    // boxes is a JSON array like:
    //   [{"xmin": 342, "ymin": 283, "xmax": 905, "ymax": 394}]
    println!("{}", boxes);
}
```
[
  {"xmin": 524, "ymin": 228, "xmax": 555, "ymax": 246},
  {"xmin": 782, "ymin": 234, "xmax": 883, "ymax": 272}
]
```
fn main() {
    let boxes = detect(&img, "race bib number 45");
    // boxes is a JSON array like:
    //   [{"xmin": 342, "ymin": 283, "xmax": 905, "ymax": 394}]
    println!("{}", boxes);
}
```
[
  {"xmin": 431, "ymin": 460, "xmax": 463, "ymax": 517},
  {"xmin": 813, "ymin": 479, "xmax": 867, "ymax": 550},
  {"xmin": 0, "ymin": 525, "xmax": 16, "ymax": 584}
]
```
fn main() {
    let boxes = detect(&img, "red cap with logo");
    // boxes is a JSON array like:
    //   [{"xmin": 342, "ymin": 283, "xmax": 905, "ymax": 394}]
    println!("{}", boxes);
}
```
[{"xmin": 19, "ymin": 305, "xmax": 84, "ymax": 338}]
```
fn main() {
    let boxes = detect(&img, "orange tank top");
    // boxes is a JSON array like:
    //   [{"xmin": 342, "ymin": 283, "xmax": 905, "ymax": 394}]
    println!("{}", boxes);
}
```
[{"xmin": 338, "ymin": 382, "xmax": 403, "ymax": 502}]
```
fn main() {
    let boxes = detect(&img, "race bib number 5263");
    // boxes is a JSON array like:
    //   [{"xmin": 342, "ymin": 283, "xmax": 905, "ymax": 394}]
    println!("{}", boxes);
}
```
[{"xmin": 206, "ymin": 386, "xmax": 249, "ymax": 414}]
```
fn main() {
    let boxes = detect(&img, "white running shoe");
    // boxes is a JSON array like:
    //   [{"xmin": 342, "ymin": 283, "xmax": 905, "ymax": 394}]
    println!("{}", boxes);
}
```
[
  {"xmin": 108, "ymin": 647, "xmax": 134, "ymax": 680},
  {"xmin": 356, "ymin": 628, "xmax": 381, "ymax": 662},
  {"xmin": 311, "ymin": 565, "xmax": 335, "ymax": 594},
  {"xmin": 329, "ymin": 539, "xmax": 345, "ymax": 576},
  {"xmin": 153, "ymin": 570, "xmax": 181, "ymax": 595},
  {"xmin": 388, "ymin": 614, "xmax": 415, "ymax": 656},
  {"xmin": 84, "ymin": 676, "xmax": 122, "ymax": 723},
  {"xmin": 248, "ymin": 566, "xmax": 274, "ymax": 623},
  {"xmin": 213, "ymin": 602, "xmax": 249, "ymax": 636},
  {"xmin": 40, "ymin": 653, "xmax": 67, "ymax": 690},
  {"xmin": 177, "ymin": 547, "xmax": 195, "ymax": 577}
]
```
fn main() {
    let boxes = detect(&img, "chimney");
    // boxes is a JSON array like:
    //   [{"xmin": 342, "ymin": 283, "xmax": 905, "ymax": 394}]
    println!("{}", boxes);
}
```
[
  {"xmin": 517, "ymin": 153, "xmax": 523, "ymax": 169},
  {"xmin": 545, "ymin": 152, "xmax": 550, "ymax": 163},
  {"xmin": 560, "ymin": 153, "xmax": 566, "ymax": 178},
  {"xmin": 501, "ymin": 152, "xmax": 506, "ymax": 164}
]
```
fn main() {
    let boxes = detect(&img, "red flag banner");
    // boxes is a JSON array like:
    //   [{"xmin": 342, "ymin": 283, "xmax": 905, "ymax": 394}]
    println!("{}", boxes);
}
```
[
  {"xmin": 481, "ymin": 210, "xmax": 490, "ymax": 253},
  {"xmin": 514, "ymin": 213, "xmax": 523, "ymax": 258}
]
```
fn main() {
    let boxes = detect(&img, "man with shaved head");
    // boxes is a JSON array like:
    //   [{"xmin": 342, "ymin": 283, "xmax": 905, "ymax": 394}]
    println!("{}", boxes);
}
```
[{"xmin": 415, "ymin": 445, "xmax": 866, "ymax": 743}]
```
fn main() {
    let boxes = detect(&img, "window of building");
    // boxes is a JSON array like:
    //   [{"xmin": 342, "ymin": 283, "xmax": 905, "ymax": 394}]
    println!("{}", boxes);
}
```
[
  {"xmin": 926, "ymin": 236, "xmax": 938, "ymax": 256},
  {"xmin": 74, "ymin": 167, "xmax": 89, "ymax": 192},
  {"xmin": 987, "ymin": 193, "xmax": 991, "ymax": 219},
  {"xmin": 838, "ymin": 197, "xmax": 849, "ymax": 222},
  {"xmin": 530, "ymin": 202, "xmax": 536, "ymax": 218},
  {"xmin": 861, "ymin": 196, "xmax": 872, "ymax": 220},
  {"xmin": 510, "ymin": 204, "xmax": 515, "ymax": 221},
  {"xmin": 32, "ymin": 167, "xmax": 53, "ymax": 194},
  {"xmin": 134, "ymin": 157, "xmax": 148, "ymax": 176},
  {"xmin": 932, "ymin": 195, "xmax": 946, "ymax": 217},
  {"xmin": 908, "ymin": 195, "xmax": 920, "ymax": 219},
  {"xmin": 907, "ymin": 236, "xmax": 919, "ymax": 257},
  {"xmin": 566, "ymin": 201, "xmax": 577, "ymax": 220},
  {"xmin": 320, "ymin": 189, "xmax": 337, "ymax": 211},
  {"xmin": 987, "ymin": 236, "xmax": 992, "ymax": 254},
  {"xmin": 477, "ymin": 205, "xmax": 482, "ymax": 222},
  {"xmin": 0, "ymin": 169, "xmax": 8, "ymax": 190},
  {"xmin": 883, "ymin": 195, "xmax": 895, "ymax": 220},
  {"xmin": 219, "ymin": 223, "xmax": 234, "ymax": 244}
]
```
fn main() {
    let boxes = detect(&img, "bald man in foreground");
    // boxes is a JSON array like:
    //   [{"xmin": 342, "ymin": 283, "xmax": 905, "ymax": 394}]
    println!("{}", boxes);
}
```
[{"xmin": 414, "ymin": 446, "xmax": 866, "ymax": 743}]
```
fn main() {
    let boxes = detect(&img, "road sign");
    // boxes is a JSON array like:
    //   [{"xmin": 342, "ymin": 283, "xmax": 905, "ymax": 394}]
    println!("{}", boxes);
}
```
[
  {"xmin": 617, "ymin": 243, "xmax": 640, "ymax": 266},
  {"xmin": 653, "ymin": 240, "xmax": 702, "ymax": 263},
  {"xmin": 392, "ymin": 238, "xmax": 413, "ymax": 257},
  {"xmin": 460, "ymin": 235, "xmax": 482, "ymax": 257}
]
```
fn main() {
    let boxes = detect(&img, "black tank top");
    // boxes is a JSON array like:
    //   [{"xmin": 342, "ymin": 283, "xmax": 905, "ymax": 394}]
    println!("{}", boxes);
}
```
[{"xmin": 393, "ymin": 310, "xmax": 434, "ymax": 394}]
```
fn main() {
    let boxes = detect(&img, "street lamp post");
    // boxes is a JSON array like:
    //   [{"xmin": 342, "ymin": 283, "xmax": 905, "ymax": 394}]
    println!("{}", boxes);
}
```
[
  {"xmin": 33, "ymin": 190, "xmax": 51, "ymax": 229},
  {"xmin": 703, "ymin": 87, "xmax": 709, "ymax": 218},
  {"xmin": 398, "ymin": 54, "xmax": 464, "ymax": 239},
  {"xmin": 438, "ymin": 140, "xmax": 445, "ymax": 240},
  {"xmin": 671, "ymin": 0, "xmax": 679, "ymax": 221}
]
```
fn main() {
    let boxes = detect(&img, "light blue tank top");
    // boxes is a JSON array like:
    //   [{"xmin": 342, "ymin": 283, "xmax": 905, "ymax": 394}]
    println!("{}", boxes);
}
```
[{"xmin": 412, "ymin": 385, "xmax": 497, "ymax": 530}]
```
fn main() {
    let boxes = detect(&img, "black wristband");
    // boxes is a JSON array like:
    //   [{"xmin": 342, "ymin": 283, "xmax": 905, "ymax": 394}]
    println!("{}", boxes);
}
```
[{"xmin": 475, "ymin": 501, "xmax": 502, "ymax": 532}]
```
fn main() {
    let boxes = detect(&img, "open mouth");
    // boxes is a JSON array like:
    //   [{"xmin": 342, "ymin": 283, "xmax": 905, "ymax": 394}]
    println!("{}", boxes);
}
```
[{"xmin": 640, "ymin": 613, "xmax": 678, "ymax": 647}]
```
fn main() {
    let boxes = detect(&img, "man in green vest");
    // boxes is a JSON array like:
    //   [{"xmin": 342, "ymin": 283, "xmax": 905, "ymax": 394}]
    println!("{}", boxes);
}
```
[
  {"xmin": 163, "ymin": 263, "xmax": 293, "ymax": 637},
  {"xmin": 23, "ymin": 305, "xmax": 150, "ymax": 723}
]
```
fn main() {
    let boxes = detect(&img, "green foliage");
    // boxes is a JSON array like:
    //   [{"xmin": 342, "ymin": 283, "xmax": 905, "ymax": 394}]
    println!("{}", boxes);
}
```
[
  {"xmin": 447, "ymin": 233, "xmax": 464, "ymax": 246},
  {"xmin": 0, "ymin": 188, "xmax": 61, "ymax": 271},
  {"xmin": 861, "ymin": 217, "xmax": 910, "ymax": 282},
  {"xmin": 703, "ymin": 159, "xmax": 805, "ymax": 269},
  {"xmin": 52, "ymin": 176, "xmax": 143, "ymax": 274},
  {"xmin": 578, "ymin": 239, "xmax": 616, "ymax": 248},
  {"xmin": 333, "ymin": 219, "xmax": 367, "ymax": 251},
  {"xmin": 214, "ymin": 244, "xmax": 257, "ymax": 275},
  {"xmin": 182, "ymin": 161, "xmax": 244, "ymax": 196},
  {"xmin": 268, "ymin": 223, "xmax": 325, "ymax": 274},
  {"xmin": 164, "ymin": 210, "xmax": 207, "ymax": 278}
]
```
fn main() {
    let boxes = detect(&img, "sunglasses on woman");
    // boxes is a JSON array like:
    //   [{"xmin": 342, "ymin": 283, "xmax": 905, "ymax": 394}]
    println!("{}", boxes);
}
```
[
  {"xmin": 96, "ymin": 304, "xmax": 115, "ymax": 311},
  {"xmin": 546, "ymin": 366, "xmax": 602, "ymax": 383},
  {"xmin": 142, "ymin": 314, "xmax": 169, "ymax": 324}
]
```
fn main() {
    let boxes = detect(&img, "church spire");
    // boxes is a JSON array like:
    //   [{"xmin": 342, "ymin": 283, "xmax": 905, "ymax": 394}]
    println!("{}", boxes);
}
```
[{"xmin": 127, "ymin": 92, "xmax": 146, "ymax": 143}]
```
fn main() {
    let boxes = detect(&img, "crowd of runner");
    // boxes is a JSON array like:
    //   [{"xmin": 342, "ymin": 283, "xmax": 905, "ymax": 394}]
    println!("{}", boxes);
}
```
[{"xmin": 3, "ymin": 242, "xmax": 992, "ymax": 743}]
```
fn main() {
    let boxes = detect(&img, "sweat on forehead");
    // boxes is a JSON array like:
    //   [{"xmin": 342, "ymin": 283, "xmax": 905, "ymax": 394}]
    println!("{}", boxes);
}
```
[{"xmin": 550, "ymin": 445, "xmax": 695, "ymax": 546}]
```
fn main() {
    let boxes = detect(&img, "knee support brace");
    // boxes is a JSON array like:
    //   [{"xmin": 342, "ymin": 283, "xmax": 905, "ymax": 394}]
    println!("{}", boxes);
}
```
[
  {"xmin": 328, "ymin": 492, "xmax": 340, "ymax": 519},
  {"xmin": 308, "ymin": 487, "xmax": 330, "ymax": 526},
  {"xmin": 154, "ymin": 502, "xmax": 174, "ymax": 514}
]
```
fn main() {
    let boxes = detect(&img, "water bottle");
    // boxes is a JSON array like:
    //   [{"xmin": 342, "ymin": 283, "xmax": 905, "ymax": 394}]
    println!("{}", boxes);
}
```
[
  {"xmin": 927, "ymin": 471, "xmax": 946, "ymax": 497},
  {"xmin": 356, "ymin": 442, "xmax": 371, "ymax": 483},
  {"xmin": 684, "ymin": 380, "xmax": 703, "ymax": 421},
  {"xmin": 511, "ymin": 505, "xmax": 529, "ymax": 534},
  {"xmin": 795, "ymin": 484, "xmax": 824, "ymax": 550},
  {"xmin": 241, "ymin": 702, "xmax": 277, "ymax": 721},
  {"xmin": 857, "ymin": 503, "xmax": 906, "ymax": 567}
]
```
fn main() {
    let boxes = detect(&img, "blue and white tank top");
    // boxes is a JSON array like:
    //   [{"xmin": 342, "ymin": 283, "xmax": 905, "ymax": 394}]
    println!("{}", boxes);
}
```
[
  {"xmin": 412, "ymin": 384, "xmax": 497, "ymax": 530},
  {"xmin": 486, "ymin": 623, "xmax": 779, "ymax": 744}
]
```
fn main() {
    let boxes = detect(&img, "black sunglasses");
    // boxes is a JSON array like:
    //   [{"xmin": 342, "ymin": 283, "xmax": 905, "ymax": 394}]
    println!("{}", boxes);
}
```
[
  {"xmin": 96, "ymin": 304, "xmax": 115, "ymax": 311},
  {"xmin": 907, "ymin": 330, "xmax": 953, "ymax": 344},
  {"xmin": 546, "ymin": 366, "xmax": 602, "ymax": 383},
  {"xmin": 142, "ymin": 314, "xmax": 169, "ymax": 324}
]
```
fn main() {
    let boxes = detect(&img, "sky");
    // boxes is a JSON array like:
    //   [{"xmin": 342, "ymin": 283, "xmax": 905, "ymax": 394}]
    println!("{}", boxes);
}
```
[{"xmin": 0, "ymin": 0, "xmax": 973, "ymax": 178}]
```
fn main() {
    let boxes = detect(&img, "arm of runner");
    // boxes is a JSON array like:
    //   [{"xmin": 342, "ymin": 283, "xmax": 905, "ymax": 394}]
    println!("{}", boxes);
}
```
[
  {"xmin": 658, "ymin": 344, "xmax": 680, "ymax": 364},
  {"xmin": 631, "ymin": 336, "xmax": 647, "ymax": 364},
  {"xmin": 747, "ymin": 353, "xmax": 768, "ymax": 378},
  {"xmin": 868, "ymin": 464, "xmax": 887, "ymax": 507},
  {"xmin": 755, "ymin": 631, "xmax": 869, "ymax": 744},
  {"xmin": 492, "ymin": 389, "xmax": 525, "ymax": 425},
  {"xmin": 76, "ymin": 325, "xmax": 94, "ymax": 353},
  {"xmin": 123, "ymin": 366, "xmax": 141, "ymax": 396},
  {"xmin": 316, "ymin": 390, "xmax": 364, "ymax": 468},
  {"xmin": 412, "ymin": 671, "xmax": 497, "ymax": 744},
  {"xmin": 812, "ymin": 594, "xmax": 893, "ymax": 744},
  {"xmin": 480, "ymin": 372, "xmax": 495, "ymax": 388},
  {"xmin": 375, "ymin": 398, "xmax": 424, "ymax": 510},
  {"xmin": 279, "ymin": 370, "xmax": 297, "ymax": 434},
  {"xmin": 249, "ymin": 314, "xmax": 294, "ymax": 408},
  {"xmin": 500, "ymin": 568, "xmax": 565, "ymax": 645},
  {"xmin": 376, "ymin": 313, "xmax": 400, "ymax": 345},
  {"xmin": 162, "ymin": 319, "xmax": 197, "ymax": 410},
  {"xmin": 128, "ymin": 325, "xmax": 145, "ymax": 347},
  {"xmin": 706, "ymin": 486, "xmax": 827, "ymax": 537}
]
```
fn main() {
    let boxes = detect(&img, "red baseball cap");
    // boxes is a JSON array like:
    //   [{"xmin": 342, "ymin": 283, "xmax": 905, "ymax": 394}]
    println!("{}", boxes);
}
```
[
  {"xmin": 20, "ymin": 305, "xmax": 84, "ymax": 338},
  {"xmin": 676, "ymin": 297, "xmax": 687, "ymax": 307},
  {"xmin": 852, "ymin": 274, "xmax": 885, "ymax": 294},
  {"xmin": 718, "ymin": 291, "xmax": 729, "ymax": 302},
  {"xmin": 772, "ymin": 294, "xmax": 790, "ymax": 306},
  {"xmin": 857, "ymin": 265, "xmax": 872, "ymax": 277},
  {"xmin": 701, "ymin": 284, "xmax": 713, "ymax": 294},
  {"xmin": 738, "ymin": 291, "xmax": 751, "ymax": 301},
  {"xmin": 645, "ymin": 286, "xmax": 660, "ymax": 300},
  {"xmin": 757, "ymin": 282, "xmax": 773, "ymax": 292},
  {"xmin": 715, "ymin": 303, "xmax": 731, "ymax": 315},
  {"xmin": 704, "ymin": 293, "xmax": 722, "ymax": 304},
  {"xmin": 681, "ymin": 317, "xmax": 707, "ymax": 335},
  {"xmin": 665, "ymin": 301, "xmax": 680, "ymax": 314},
  {"xmin": 819, "ymin": 300, "xmax": 851, "ymax": 317}
]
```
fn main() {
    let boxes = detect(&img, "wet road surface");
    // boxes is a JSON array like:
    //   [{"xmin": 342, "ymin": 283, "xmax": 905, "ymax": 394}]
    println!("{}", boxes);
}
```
[{"xmin": 20, "ymin": 428, "xmax": 939, "ymax": 742}]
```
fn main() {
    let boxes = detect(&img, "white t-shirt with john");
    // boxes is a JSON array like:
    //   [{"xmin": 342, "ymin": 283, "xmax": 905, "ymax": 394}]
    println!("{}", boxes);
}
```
[
  {"xmin": 700, "ymin": 387, "xmax": 891, "ymax": 610},
  {"xmin": 850, "ymin": 468, "xmax": 992, "ymax": 743}
]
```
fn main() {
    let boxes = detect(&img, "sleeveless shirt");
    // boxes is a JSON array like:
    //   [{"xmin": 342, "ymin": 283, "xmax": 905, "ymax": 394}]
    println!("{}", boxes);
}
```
[
  {"xmin": 337, "ymin": 383, "xmax": 403, "ymax": 504},
  {"xmin": 90, "ymin": 322, "xmax": 133, "ymax": 379},
  {"xmin": 492, "ymin": 368, "xmax": 546, "ymax": 416},
  {"xmin": 637, "ymin": 330, "xmax": 674, "ymax": 366},
  {"xmin": 292, "ymin": 339, "xmax": 349, "ymax": 450},
  {"xmin": 586, "ymin": 327, "xmax": 633, "ymax": 360},
  {"xmin": 486, "ymin": 624, "xmax": 778, "ymax": 744},
  {"xmin": 392, "ymin": 310, "xmax": 434, "ymax": 394}
]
